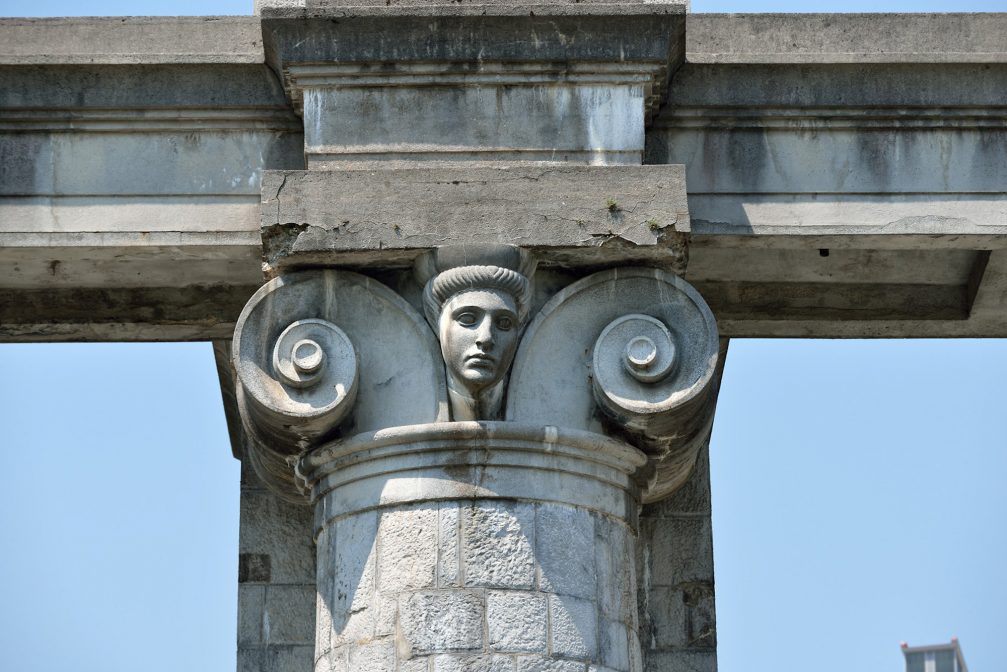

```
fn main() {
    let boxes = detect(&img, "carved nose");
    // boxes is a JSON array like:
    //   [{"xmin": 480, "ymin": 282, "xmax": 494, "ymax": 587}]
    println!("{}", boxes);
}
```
[{"xmin": 475, "ymin": 318, "xmax": 495, "ymax": 350}]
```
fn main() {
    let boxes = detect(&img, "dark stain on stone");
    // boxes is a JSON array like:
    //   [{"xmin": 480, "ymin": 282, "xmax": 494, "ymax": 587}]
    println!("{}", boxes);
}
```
[{"xmin": 238, "ymin": 553, "xmax": 271, "ymax": 583}]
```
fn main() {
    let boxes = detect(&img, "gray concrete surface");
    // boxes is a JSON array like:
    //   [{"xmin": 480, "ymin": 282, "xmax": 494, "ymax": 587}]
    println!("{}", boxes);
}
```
[
  {"xmin": 686, "ymin": 13, "xmax": 1007, "ymax": 63},
  {"xmin": 260, "ymin": 167, "xmax": 690, "ymax": 274}
]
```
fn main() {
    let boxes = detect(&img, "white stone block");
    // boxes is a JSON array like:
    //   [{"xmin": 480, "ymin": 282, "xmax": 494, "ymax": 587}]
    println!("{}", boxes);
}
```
[
  {"xmin": 438, "ymin": 503, "xmax": 461, "ymax": 588},
  {"xmin": 377, "ymin": 505, "xmax": 437, "ymax": 593},
  {"xmin": 348, "ymin": 639, "xmax": 395, "ymax": 672},
  {"xmin": 536, "ymin": 504, "xmax": 596, "ymax": 599},
  {"xmin": 400, "ymin": 657, "xmax": 430, "ymax": 672},
  {"xmin": 593, "ymin": 518, "xmax": 635, "ymax": 624},
  {"xmin": 333, "ymin": 511, "xmax": 378, "ymax": 617},
  {"xmin": 487, "ymin": 591, "xmax": 548, "ymax": 654},
  {"xmin": 373, "ymin": 594, "xmax": 398, "ymax": 638},
  {"xmin": 549, "ymin": 595, "xmax": 598, "ymax": 660},
  {"xmin": 462, "ymin": 502, "xmax": 536, "ymax": 589},
  {"xmin": 515, "ymin": 656, "xmax": 587, "ymax": 672},
  {"xmin": 264, "ymin": 584, "xmax": 317, "ymax": 645},
  {"xmin": 599, "ymin": 620, "xmax": 630, "ymax": 672},
  {"xmin": 400, "ymin": 591, "xmax": 485, "ymax": 655},
  {"xmin": 433, "ymin": 654, "xmax": 516, "ymax": 672}
]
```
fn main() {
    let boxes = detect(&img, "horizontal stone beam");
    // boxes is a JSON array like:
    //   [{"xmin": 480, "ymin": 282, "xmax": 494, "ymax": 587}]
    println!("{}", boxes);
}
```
[
  {"xmin": 260, "ymin": 166, "xmax": 690, "ymax": 274},
  {"xmin": 686, "ymin": 13, "xmax": 1007, "ymax": 64}
]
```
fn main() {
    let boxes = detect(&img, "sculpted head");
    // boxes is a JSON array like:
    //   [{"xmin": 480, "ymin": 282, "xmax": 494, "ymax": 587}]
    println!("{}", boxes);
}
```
[{"xmin": 423, "ymin": 265, "xmax": 531, "ymax": 414}]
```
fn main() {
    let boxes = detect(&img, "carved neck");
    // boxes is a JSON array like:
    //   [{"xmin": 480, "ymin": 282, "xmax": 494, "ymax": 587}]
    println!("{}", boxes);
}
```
[{"xmin": 446, "ymin": 375, "xmax": 506, "ymax": 421}]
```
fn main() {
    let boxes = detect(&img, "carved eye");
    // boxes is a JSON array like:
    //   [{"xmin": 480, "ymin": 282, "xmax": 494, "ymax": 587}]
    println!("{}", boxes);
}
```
[
  {"xmin": 495, "ymin": 316, "xmax": 514, "ymax": 331},
  {"xmin": 456, "ymin": 311, "xmax": 478, "ymax": 327}
]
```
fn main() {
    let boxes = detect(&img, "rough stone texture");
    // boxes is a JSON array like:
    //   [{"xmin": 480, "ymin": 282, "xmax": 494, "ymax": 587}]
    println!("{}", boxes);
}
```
[
  {"xmin": 516, "ymin": 657, "xmax": 587, "ymax": 672},
  {"xmin": 637, "ymin": 445, "xmax": 716, "ymax": 672},
  {"xmin": 536, "ymin": 505, "xmax": 596, "ymax": 600},
  {"xmin": 238, "ymin": 459, "xmax": 317, "ymax": 672},
  {"xmin": 686, "ymin": 13, "xmax": 1007, "ymax": 63},
  {"xmin": 377, "ymin": 506, "xmax": 438, "ymax": 593},
  {"xmin": 304, "ymin": 423, "xmax": 646, "ymax": 672},
  {"xmin": 400, "ymin": 591, "xmax": 486, "ymax": 655},
  {"xmin": 488, "ymin": 592, "xmax": 548, "ymax": 654},
  {"xmin": 0, "ymin": 17, "xmax": 266, "ymax": 64},
  {"xmin": 260, "ymin": 167, "xmax": 689, "ymax": 275},
  {"xmin": 549, "ymin": 595, "xmax": 598, "ymax": 659},
  {"xmin": 433, "ymin": 654, "xmax": 516, "ymax": 672},
  {"xmin": 462, "ymin": 503, "xmax": 537, "ymax": 590}
]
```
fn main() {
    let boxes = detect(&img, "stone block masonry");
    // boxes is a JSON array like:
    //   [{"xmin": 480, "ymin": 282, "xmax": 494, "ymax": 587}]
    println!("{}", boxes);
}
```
[{"xmin": 313, "ymin": 499, "xmax": 639, "ymax": 672}]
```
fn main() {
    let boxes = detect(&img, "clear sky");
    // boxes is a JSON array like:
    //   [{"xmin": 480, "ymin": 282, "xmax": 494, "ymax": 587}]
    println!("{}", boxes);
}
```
[{"xmin": 1, "ymin": 1, "xmax": 1005, "ymax": 672}]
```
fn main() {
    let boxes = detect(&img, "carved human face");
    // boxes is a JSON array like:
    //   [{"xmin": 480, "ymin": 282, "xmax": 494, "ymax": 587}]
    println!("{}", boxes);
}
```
[{"xmin": 438, "ymin": 289, "xmax": 520, "ymax": 395}]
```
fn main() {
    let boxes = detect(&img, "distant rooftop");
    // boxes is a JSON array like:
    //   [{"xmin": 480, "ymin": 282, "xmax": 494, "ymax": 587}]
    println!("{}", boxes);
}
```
[{"xmin": 902, "ymin": 639, "xmax": 969, "ymax": 672}]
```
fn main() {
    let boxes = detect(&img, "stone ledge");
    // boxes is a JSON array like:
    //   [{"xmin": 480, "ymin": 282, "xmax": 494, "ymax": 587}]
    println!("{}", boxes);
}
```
[
  {"xmin": 686, "ymin": 13, "xmax": 1007, "ymax": 64},
  {"xmin": 0, "ymin": 17, "xmax": 264, "ymax": 65}
]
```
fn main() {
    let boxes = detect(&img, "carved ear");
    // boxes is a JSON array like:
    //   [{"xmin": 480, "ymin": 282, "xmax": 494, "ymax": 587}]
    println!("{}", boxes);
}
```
[
  {"xmin": 506, "ymin": 267, "xmax": 719, "ymax": 501},
  {"xmin": 233, "ymin": 270, "xmax": 448, "ymax": 501}
]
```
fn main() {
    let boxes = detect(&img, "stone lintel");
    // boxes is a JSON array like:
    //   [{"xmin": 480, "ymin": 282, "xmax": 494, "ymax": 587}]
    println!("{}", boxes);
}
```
[{"xmin": 261, "ymin": 166, "xmax": 690, "ymax": 275}]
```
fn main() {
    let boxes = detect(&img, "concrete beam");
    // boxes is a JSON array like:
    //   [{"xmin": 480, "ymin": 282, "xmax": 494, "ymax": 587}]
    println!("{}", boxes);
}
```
[
  {"xmin": 261, "ymin": 166, "xmax": 690, "ymax": 274},
  {"xmin": 686, "ymin": 13, "xmax": 1007, "ymax": 64}
]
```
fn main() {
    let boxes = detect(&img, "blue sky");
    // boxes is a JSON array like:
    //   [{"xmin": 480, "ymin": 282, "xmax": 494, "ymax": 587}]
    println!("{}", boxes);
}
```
[{"xmin": 1, "ymin": 1, "xmax": 1005, "ymax": 672}]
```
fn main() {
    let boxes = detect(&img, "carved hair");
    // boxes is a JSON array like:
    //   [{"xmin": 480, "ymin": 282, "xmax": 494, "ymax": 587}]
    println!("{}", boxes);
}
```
[{"xmin": 423, "ymin": 265, "xmax": 531, "ymax": 328}]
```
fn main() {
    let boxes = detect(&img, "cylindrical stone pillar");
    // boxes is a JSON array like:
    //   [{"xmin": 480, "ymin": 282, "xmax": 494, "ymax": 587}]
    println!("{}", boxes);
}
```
[{"xmin": 298, "ymin": 422, "xmax": 647, "ymax": 672}]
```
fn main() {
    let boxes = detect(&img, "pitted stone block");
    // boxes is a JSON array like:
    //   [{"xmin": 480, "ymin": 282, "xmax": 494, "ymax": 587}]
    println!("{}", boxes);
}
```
[
  {"xmin": 462, "ymin": 502, "xmax": 537, "ymax": 590},
  {"xmin": 535, "ymin": 504, "xmax": 596, "ymax": 599},
  {"xmin": 549, "ymin": 595, "xmax": 598, "ymax": 660},
  {"xmin": 487, "ymin": 591, "xmax": 548, "ymax": 654},
  {"xmin": 400, "ymin": 591, "xmax": 485, "ymax": 655}
]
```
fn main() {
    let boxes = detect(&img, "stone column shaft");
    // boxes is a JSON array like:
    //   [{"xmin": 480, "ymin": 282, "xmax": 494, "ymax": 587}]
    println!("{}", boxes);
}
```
[{"xmin": 298, "ymin": 423, "xmax": 647, "ymax": 672}]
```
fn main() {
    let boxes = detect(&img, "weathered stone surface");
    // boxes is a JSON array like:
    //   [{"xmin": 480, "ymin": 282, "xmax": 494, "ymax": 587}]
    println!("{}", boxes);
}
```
[
  {"xmin": 0, "ymin": 17, "xmax": 266, "ymax": 64},
  {"xmin": 536, "ymin": 505, "xmax": 596, "ymax": 600},
  {"xmin": 260, "ymin": 167, "xmax": 689, "ymax": 274},
  {"xmin": 377, "ymin": 506, "xmax": 438, "ymax": 593},
  {"xmin": 686, "ymin": 13, "xmax": 1007, "ymax": 64},
  {"xmin": 516, "ymin": 656, "xmax": 587, "ymax": 672},
  {"xmin": 462, "ymin": 502, "xmax": 536, "ymax": 590},
  {"xmin": 239, "ymin": 585, "xmax": 266, "ymax": 647},
  {"xmin": 599, "ymin": 620, "xmax": 630, "ymax": 672},
  {"xmin": 642, "ymin": 517, "xmax": 714, "ymax": 589},
  {"xmin": 265, "ymin": 585, "xmax": 317, "ymax": 645},
  {"xmin": 642, "ymin": 651, "xmax": 716, "ymax": 672},
  {"xmin": 643, "ymin": 585, "xmax": 715, "ymax": 651},
  {"xmin": 267, "ymin": 645, "xmax": 316, "ymax": 672},
  {"xmin": 294, "ymin": 63, "xmax": 652, "ymax": 167},
  {"xmin": 438, "ymin": 504, "xmax": 461, "ymax": 588},
  {"xmin": 549, "ymin": 595, "xmax": 598, "ymax": 660},
  {"xmin": 507, "ymin": 268, "xmax": 720, "ymax": 502},
  {"xmin": 240, "ymin": 488, "xmax": 316, "ymax": 585},
  {"xmin": 400, "ymin": 591, "xmax": 485, "ymax": 655},
  {"xmin": 595, "ymin": 518, "xmax": 636, "ymax": 626},
  {"xmin": 260, "ymin": 0, "xmax": 686, "ymax": 19},
  {"xmin": 348, "ymin": 639, "xmax": 396, "ymax": 672},
  {"xmin": 233, "ymin": 269, "xmax": 448, "ymax": 500},
  {"xmin": 433, "ymin": 654, "xmax": 516, "ymax": 672},
  {"xmin": 488, "ymin": 591, "xmax": 548, "ymax": 654}
]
